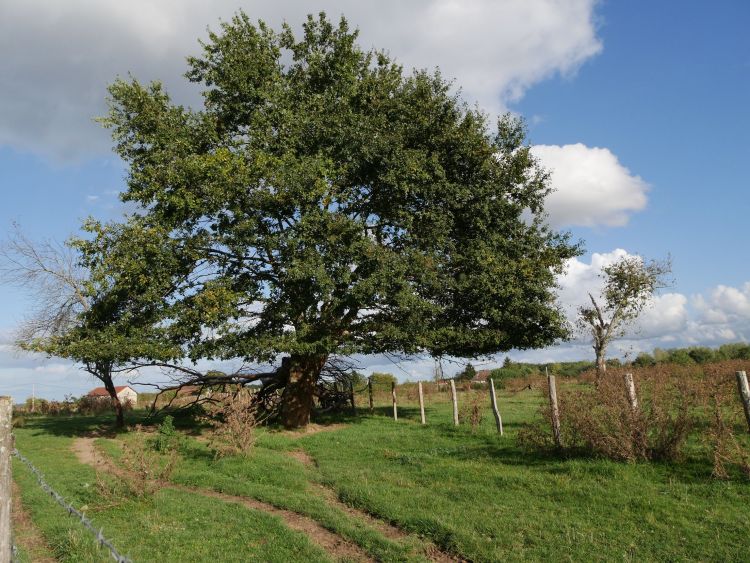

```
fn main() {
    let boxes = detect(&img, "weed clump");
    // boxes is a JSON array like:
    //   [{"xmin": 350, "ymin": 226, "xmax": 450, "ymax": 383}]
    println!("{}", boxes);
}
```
[
  {"xmin": 518, "ymin": 364, "xmax": 726, "ymax": 463},
  {"xmin": 97, "ymin": 433, "xmax": 178, "ymax": 506},
  {"xmin": 152, "ymin": 415, "xmax": 185, "ymax": 453},
  {"xmin": 459, "ymin": 392, "xmax": 484, "ymax": 433},
  {"xmin": 203, "ymin": 389, "xmax": 259, "ymax": 459}
]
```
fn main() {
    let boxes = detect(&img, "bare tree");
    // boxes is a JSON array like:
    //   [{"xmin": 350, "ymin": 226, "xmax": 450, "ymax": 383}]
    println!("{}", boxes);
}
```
[
  {"xmin": 0, "ymin": 224, "xmax": 89, "ymax": 340},
  {"xmin": 578, "ymin": 255, "xmax": 671, "ymax": 379},
  {"xmin": 0, "ymin": 224, "xmax": 130, "ymax": 424}
]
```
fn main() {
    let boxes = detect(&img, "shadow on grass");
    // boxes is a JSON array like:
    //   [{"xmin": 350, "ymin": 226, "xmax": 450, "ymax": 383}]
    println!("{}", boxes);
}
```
[{"xmin": 17, "ymin": 408, "xmax": 723, "ymax": 485}]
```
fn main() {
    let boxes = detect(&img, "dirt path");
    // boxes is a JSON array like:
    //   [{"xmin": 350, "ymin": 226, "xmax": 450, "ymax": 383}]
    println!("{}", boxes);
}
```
[
  {"xmin": 276, "ymin": 423, "xmax": 348, "ymax": 437},
  {"xmin": 11, "ymin": 480, "xmax": 58, "ymax": 562},
  {"xmin": 71, "ymin": 437, "xmax": 372, "ymax": 562}
]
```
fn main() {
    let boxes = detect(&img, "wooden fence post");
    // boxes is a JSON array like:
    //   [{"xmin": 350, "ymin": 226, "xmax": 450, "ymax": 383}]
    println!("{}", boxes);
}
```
[
  {"xmin": 0, "ymin": 396, "xmax": 12, "ymax": 563},
  {"xmin": 450, "ymin": 380, "xmax": 459, "ymax": 426},
  {"xmin": 489, "ymin": 378, "xmax": 503, "ymax": 435},
  {"xmin": 736, "ymin": 371, "xmax": 750, "ymax": 433},
  {"xmin": 623, "ymin": 372, "xmax": 638, "ymax": 411},
  {"xmin": 391, "ymin": 381, "xmax": 398, "ymax": 421},
  {"xmin": 368, "ymin": 378, "xmax": 374, "ymax": 413},
  {"xmin": 418, "ymin": 381, "xmax": 426, "ymax": 425},
  {"xmin": 350, "ymin": 380, "xmax": 357, "ymax": 415},
  {"xmin": 547, "ymin": 372, "xmax": 561, "ymax": 448}
]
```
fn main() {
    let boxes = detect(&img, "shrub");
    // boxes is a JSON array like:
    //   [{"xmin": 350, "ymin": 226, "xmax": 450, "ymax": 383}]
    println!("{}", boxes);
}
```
[
  {"xmin": 370, "ymin": 372, "xmax": 397, "ymax": 387},
  {"xmin": 459, "ymin": 392, "xmax": 484, "ymax": 433},
  {"xmin": 77, "ymin": 395, "xmax": 114, "ymax": 415},
  {"xmin": 519, "ymin": 366, "xmax": 700, "ymax": 462},
  {"xmin": 203, "ymin": 389, "xmax": 259, "ymax": 459},
  {"xmin": 152, "ymin": 415, "xmax": 185, "ymax": 453},
  {"xmin": 703, "ymin": 361, "xmax": 750, "ymax": 479},
  {"xmin": 97, "ymin": 434, "xmax": 177, "ymax": 504}
]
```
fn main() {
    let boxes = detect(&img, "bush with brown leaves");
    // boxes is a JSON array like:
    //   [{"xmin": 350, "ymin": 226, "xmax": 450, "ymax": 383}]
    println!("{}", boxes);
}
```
[
  {"xmin": 702, "ymin": 361, "xmax": 750, "ymax": 478},
  {"xmin": 96, "ymin": 435, "xmax": 177, "ymax": 507},
  {"xmin": 519, "ymin": 365, "xmax": 706, "ymax": 462},
  {"xmin": 459, "ymin": 392, "xmax": 485, "ymax": 433},
  {"xmin": 203, "ymin": 388, "xmax": 259, "ymax": 459}
]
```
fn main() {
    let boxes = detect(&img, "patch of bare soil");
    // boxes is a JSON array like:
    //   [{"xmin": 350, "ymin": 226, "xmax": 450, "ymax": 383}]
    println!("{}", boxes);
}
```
[
  {"xmin": 287, "ymin": 449, "xmax": 316, "ymax": 467},
  {"xmin": 11, "ymin": 481, "xmax": 57, "ymax": 562},
  {"xmin": 71, "ymin": 437, "xmax": 124, "ymax": 476},
  {"xmin": 277, "ymin": 422, "xmax": 348, "ymax": 436},
  {"xmin": 71, "ymin": 437, "xmax": 373, "ymax": 562}
]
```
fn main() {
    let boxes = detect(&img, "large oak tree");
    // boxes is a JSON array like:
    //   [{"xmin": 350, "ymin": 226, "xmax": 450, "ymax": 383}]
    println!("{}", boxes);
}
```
[{"xmin": 102, "ymin": 12, "xmax": 580, "ymax": 428}]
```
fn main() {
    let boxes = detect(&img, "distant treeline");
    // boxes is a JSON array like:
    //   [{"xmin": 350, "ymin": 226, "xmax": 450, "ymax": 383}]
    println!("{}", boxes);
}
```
[
  {"xmin": 631, "ymin": 342, "xmax": 750, "ymax": 366},
  {"xmin": 486, "ymin": 342, "xmax": 750, "ymax": 380}
]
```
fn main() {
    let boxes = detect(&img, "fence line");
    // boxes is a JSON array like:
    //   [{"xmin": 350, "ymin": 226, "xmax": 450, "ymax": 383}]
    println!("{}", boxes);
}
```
[{"xmin": 12, "ymin": 449, "xmax": 132, "ymax": 563}]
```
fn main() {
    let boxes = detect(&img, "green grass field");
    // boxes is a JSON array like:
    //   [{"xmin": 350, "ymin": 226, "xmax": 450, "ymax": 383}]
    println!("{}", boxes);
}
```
[{"xmin": 10, "ymin": 385, "xmax": 750, "ymax": 562}]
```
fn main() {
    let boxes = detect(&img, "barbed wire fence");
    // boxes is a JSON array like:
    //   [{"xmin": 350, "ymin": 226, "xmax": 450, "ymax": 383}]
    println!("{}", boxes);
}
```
[{"xmin": 11, "ymin": 448, "xmax": 132, "ymax": 563}]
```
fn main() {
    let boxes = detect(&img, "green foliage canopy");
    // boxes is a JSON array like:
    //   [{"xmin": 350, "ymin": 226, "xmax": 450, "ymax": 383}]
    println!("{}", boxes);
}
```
[
  {"xmin": 101, "ymin": 12, "xmax": 580, "ymax": 367},
  {"xmin": 369, "ymin": 372, "xmax": 397, "ymax": 387}
]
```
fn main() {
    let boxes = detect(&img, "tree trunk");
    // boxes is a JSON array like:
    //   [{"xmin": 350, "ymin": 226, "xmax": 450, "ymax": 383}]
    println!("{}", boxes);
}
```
[
  {"xmin": 279, "ymin": 354, "xmax": 327, "ymax": 429},
  {"xmin": 102, "ymin": 376, "xmax": 125, "ymax": 428},
  {"xmin": 595, "ymin": 345, "xmax": 607, "ymax": 379}
]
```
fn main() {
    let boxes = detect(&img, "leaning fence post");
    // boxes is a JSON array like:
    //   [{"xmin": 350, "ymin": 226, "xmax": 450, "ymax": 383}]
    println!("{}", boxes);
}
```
[
  {"xmin": 450, "ymin": 380, "xmax": 459, "ymax": 426},
  {"xmin": 418, "ymin": 381, "xmax": 426, "ymax": 425},
  {"xmin": 489, "ymin": 378, "xmax": 503, "ymax": 435},
  {"xmin": 623, "ymin": 372, "xmax": 639, "ymax": 411},
  {"xmin": 391, "ymin": 381, "xmax": 398, "ymax": 421},
  {"xmin": 736, "ymin": 371, "xmax": 750, "ymax": 433},
  {"xmin": 547, "ymin": 370, "xmax": 561, "ymax": 448},
  {"xmin": 368, "ymin": 377, "xmax": 374, "ymax": 413},
  {"xmin": 0, "ymin": 396, "xmax": 12, "ymax": 563}
]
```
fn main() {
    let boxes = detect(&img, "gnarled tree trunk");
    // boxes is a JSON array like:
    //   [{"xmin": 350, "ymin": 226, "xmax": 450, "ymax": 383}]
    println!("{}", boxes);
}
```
[
  {"xmin": 102, "ymin": 373, "xmax": 125, "ymax": 428},
  {"xmin": 279, "ymin": 354, "xmax": 327, "ymax": 428}
]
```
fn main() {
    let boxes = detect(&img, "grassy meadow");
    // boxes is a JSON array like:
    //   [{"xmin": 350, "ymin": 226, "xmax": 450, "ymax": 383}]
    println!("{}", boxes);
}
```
[{"xmin": 9, "ymin": 372, "xmax": 750, "ymax": 562}]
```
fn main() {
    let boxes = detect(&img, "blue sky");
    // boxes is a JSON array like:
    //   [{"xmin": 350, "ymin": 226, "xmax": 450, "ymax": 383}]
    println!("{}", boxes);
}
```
[
  {"xmin": 518, "ymin": 1, "xmax": 750, "ymax": 295},
  {"xmin": 0, "ymin": 0, "xmax": 748, "ymax": 398}
]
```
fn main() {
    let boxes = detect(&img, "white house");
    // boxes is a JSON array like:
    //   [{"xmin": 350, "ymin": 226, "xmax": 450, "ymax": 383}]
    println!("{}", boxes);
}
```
[{"xmin": 87, "ymin": 385, "xmax": 138, "ymax": 406}]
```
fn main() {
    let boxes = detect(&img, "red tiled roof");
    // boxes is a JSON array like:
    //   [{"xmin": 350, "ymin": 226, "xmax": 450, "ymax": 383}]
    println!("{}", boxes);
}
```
[{"xmin": 87, "ymin": 386, "xmax": 134, "ymax": 397}]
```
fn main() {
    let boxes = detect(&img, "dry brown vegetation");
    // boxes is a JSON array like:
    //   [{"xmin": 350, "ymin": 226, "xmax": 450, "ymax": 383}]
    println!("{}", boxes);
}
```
[
  {"xmin": 459, "ymin": 392, "xmax": 484, "ymax": 432},
  {"xmin": 95, "ymin": 437, "xmax": 178, "ymax": 507},
  {"xmin": 202, "ymin": 388, "xmax": 260, "ymax": 459},
  {"xmin": 519, "ymin": 361, "xmax": 750, "ymax": 475}
]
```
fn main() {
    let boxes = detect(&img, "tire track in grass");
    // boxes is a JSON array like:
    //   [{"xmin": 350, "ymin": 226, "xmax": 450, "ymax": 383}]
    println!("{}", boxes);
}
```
[
  {"xmin": 288, "ymin": 449, "xmax": 460, "ymax": 563},
  {"xmin": 71, "ymin": 437, "xmax": 372, "ymax": 563}
]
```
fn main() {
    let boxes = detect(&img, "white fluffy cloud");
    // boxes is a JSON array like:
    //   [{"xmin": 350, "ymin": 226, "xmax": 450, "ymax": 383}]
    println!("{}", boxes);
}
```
[
  {"xmin": 694, "ymin": 283, "xmax": 750, "ymax": 324},
  {"xmin": 0, "ymin": 0, "xmax": 601, "ymax": 159},
  {"xmin": 531, "ymin": 143, "xmax": 649, "ymax": 228}
]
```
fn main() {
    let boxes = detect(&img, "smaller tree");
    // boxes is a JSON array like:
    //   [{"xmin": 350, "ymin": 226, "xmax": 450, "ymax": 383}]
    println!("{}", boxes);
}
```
[
  {"xmin": 0, "ymin": 220, "xmax": 185, "ymax": 427},
  {"xmin": 370, "ymin": 372, "xmax": 397, "ymax": 387},
  {"xmin": 578, "ymin": 255, "xmax": 671, "ymax": 378},
  {"xmin": 455, "ymin": 363, "xmax": 477, "ymax": 382},
  {"xmin": 632, "ymin": 352, "xmax": 656, "ymax": 367}
]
